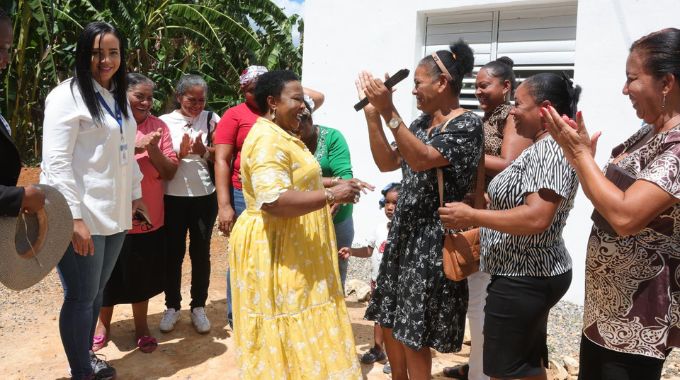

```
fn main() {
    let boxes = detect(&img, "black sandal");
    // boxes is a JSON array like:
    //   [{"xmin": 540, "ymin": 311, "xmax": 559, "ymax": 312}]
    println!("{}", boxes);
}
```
[
  {"xmin": 442, "ymin": 363, "xmax": 469, "ymax": 379},
  {"xmin": 359, "ymin": 346, "xmax": 387, "ymax": 364}
]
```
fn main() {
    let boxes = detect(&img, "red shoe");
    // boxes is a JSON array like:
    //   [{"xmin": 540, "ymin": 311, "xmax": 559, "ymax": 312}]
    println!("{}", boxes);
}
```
[
  {"xmin": 137, "ymin": 335, "xmax": 158, "ymax": 353},
  {"xmin": 91, "ymin": 334, "xmax": 108, "ymax": 352}
]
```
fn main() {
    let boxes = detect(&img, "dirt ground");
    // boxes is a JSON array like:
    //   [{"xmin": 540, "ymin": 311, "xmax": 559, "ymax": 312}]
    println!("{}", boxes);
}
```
[{"xmin": 0, "ymin": 168, "xmax": 472, "ymax": 379}]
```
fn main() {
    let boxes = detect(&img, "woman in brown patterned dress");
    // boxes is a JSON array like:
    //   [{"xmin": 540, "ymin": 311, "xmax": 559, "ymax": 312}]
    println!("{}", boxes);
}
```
[
  {"xmin": 444, "ymin": 57, "xmax": 532, "ymax": 380},
  {"xmin": 543, "ymin": 28, "xmax": 680, "ymax": 380}
]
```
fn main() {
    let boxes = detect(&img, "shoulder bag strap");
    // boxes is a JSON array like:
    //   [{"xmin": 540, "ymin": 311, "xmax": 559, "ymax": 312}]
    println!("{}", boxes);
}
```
[
  {"xmin": 471, "ymin": 152, "xmax": 485, "ymax": 209},
  {"xmin": 206, "ymin": 111, "xmax": 214, "ymax": 147},
  {"xmin": 437, "ymin": 168, "xmax": 444, "ymax": 207},
  {"xmin": 437, "ymin": 113, "xmax": 486, "ymax": 210},
  {"xmin": 436, "ymin": 117, "xmax": 457, "ymax": 208}
]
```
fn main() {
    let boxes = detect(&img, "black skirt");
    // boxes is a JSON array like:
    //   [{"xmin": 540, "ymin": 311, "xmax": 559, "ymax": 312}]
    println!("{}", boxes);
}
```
[
  {"xmin": 483, "ymin": 270, "xmax": 571, "ymax": 378},
  {"xmin": 102, "ymin": 227, "xmax": 166, "ymax": 306}
]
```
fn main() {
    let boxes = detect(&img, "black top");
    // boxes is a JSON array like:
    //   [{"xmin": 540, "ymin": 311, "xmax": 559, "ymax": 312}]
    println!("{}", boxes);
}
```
[{"xmin": 0, "ymin": 114, "xmax": 24, "ymax": 217}]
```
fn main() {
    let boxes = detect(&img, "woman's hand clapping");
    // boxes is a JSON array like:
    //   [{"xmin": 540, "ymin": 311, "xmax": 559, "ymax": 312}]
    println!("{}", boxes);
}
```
[
  {"xmin": 541, "ymin": 107, "xmax": 601, "ymax": 165},
  {"xmin": 135, "ymin": 128, "xmax": 162, "ymax": 154},
  {"xmin": 357, "ymin": 71, "xmax": 395, "ymax": 118},
  {"xmin": 178, "ymin": 133, "xmax": 191, "ymax": 159},
  {"xmin": 190, "ymin": 131, "xmax": 207, "ymax": 156}
]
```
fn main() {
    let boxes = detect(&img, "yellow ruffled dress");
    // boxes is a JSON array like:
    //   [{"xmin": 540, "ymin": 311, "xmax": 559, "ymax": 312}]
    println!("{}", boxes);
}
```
[{"xmin": 228, "ymin": 118, "xmax": 360, "ymax": 379}]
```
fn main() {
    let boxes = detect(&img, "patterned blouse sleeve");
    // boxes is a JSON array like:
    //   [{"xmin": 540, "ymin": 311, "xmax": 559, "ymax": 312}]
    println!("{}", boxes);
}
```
[
  {"xmin": 522, "ymin": 138, "xmax": 577, "ymax": 199},
  {"xmin": 429, "ymin": 114, "xmax": 484, "ymax": 178},
  {"xmin": 246, "ymin": 131, "xmax": 293, "ymax": 209},
  {"xmin": 638, "ymin": 131, "xmax": 680, "ymax": 199}
]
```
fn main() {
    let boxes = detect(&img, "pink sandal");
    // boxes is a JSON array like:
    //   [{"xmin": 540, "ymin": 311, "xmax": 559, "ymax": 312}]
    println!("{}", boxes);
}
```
[
  {"xmin": 137, "ymin": 335, "xmax": 158, "ymax": 353},
  {"xmin": 92, "ymin": 334, "xmax": 108, "ymax": 352}
]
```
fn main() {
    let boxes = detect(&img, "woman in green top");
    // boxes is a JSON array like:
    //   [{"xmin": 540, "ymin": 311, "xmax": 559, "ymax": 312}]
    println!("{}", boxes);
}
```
[{"xmin": 300, "ymin": 101, "xmax": 373, "ymax": 289}]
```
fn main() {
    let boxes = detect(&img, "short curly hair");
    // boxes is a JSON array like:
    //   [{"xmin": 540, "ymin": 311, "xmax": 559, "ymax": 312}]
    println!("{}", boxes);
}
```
[{"xmin": 254, "ymin": 70, "xmax": 300, "ymax": 113}]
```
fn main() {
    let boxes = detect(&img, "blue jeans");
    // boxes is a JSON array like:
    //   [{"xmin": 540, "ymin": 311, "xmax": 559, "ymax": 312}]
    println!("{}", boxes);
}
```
[
  {"xmin": 227, "ymin": 187, "xmax": 245, "ymax": 325},
  {"xmin": 57, "ymin": 232, "xmax": 126, "ymax": 378},
  {"xmin": 231, "ymin": 187, "xmax": 246, "ymax": 216},
  {"xmin": 334, "ymin": 216, "xmax": 354, "ymax": 290}
]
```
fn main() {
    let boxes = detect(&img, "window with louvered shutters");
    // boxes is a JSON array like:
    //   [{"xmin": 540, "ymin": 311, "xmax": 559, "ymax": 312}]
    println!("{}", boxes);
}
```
[{"xmin": 424, "ymin": 2, "xmax": 577, "ymax": 115}]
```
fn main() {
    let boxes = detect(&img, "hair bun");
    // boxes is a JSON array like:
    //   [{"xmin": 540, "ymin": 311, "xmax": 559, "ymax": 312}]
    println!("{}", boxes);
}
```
[
  {"xmin": 450, "ymin": 39, "xmax": 475, "ymax": 76},
  {"xmin": 496, "ymin": 56, "xmax": 514, "ymax": 68}
]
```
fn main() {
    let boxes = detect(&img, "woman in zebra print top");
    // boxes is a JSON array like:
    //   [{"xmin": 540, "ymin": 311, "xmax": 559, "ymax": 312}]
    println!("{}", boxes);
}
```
[{"xmin": 439, "ymin": 73, "xmax": 581, "ymax": 380}]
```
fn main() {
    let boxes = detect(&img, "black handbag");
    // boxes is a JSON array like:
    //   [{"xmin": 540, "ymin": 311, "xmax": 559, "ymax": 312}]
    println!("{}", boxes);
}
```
[{"xmin": 205, "ymin": 111, "xmax": 216, "ymax": 184}]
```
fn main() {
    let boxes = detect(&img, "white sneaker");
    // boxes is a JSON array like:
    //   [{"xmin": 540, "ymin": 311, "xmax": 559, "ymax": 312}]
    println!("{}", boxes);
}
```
[
  {"xmin": 159, "ymin": 308, "xmax": 181, "ymax": 332},
  {"xmin": 191, "ymin": 307, "xmax": 211, "ymax": 334}
]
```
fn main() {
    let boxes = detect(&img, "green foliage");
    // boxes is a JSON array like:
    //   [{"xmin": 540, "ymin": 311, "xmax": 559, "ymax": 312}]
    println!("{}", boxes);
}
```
[{"xmin": 0, "ymin": 0, "xmax": 303, "ymax": 163}]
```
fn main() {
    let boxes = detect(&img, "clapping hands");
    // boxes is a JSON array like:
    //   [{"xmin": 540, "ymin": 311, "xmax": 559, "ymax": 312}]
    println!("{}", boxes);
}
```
[
  {"xmin": 541, "ymin": 107, "xmax": 601, "ymax": 165},
  {"xmin": 178, "ymin": 131, "xmax": 207, "ymax": 159},
  {"xmin": 135, "ymin": 128, "xmax": 162, "ymax": 154}
]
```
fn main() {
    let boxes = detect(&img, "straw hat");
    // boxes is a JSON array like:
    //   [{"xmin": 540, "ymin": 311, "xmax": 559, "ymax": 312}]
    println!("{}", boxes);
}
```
[{"xmin": 0, "ymin": 184, "xmax": 73, "ymax": 290}]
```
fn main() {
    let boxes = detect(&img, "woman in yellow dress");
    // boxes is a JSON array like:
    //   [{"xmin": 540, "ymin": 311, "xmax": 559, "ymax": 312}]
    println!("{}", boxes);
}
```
[{"xmin": 229, "ymin": 70, "xmax": 363, "ymax": 379}]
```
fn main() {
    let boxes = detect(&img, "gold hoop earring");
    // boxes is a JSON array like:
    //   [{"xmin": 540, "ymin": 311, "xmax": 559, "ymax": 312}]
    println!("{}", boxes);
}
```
[{"xmin": 662, "ymin": 93, "xmax": 667, "ymax": 110}]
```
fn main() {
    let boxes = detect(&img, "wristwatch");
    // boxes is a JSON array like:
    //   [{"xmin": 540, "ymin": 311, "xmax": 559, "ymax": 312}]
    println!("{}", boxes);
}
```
[{"xmin": 387, "ymin": 116, "xmax": 402, "ymax": 130}]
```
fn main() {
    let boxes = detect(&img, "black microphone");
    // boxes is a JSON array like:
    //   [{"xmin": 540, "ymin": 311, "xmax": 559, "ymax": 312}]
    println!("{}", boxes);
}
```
[{"xmin": 354, "ymin": 68, "xmax": 410, "ymax": 111}]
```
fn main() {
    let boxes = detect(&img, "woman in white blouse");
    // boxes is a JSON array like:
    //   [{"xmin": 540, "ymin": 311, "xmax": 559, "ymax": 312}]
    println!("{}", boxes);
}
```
[
  {"xmin": 40, "ymin": 22, "xmax": 143, "ymax": 380},
  {"xmin": 158, "ymin": 75, "xmax": 220, "ymax": 335}
]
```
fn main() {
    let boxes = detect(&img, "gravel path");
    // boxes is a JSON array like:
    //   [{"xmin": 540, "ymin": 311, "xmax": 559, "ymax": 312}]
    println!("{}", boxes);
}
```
[
  {"xmin": 346, "ymin": 256, "xmax": 680, "ymax": 379},
  {"xmin": 3, "ymin": 250, "xmax": 680, "ymax": 379}
]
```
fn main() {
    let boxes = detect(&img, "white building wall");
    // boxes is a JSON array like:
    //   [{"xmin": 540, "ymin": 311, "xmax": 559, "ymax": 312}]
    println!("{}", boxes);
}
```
[{"xmin": 302, "ymin": 0, "xmax": 680, "ymax": 304}]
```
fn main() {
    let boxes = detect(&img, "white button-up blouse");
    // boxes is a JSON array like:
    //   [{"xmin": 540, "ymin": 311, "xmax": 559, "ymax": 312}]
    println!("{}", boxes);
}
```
[{"xmin": 40, "ymin": 78, "xmax": 142, "ymax": 236}]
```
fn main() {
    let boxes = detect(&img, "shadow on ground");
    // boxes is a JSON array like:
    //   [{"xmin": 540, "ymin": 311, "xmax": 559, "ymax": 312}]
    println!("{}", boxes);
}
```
[{"xmin": 101, "ymin": 299, "xmax": 229, "ymax": 380}]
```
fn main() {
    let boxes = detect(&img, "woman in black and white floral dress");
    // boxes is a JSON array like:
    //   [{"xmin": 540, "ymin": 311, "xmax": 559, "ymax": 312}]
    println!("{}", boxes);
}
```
[
  {"xmin": 440, "ymin": 72, "xmax": 581, "ymax": 380},
  {"xmin": 356, "ymin": 40, "xmax": 483, "ymax": 380}
]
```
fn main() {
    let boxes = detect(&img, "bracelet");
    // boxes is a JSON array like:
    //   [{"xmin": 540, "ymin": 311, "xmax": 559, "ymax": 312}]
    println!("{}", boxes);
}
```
[
  {"xmin": 331, "ymin": 176, "xmax": 341, "ymax": 186},
  {"xmin": 324, "ymin": 188, "xmax": 336, "ymax": 204}
]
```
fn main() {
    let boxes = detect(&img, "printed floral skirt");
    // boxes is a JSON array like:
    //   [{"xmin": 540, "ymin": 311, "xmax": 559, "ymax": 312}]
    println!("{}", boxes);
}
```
[{"xmin": 365, "ymin": 214, "xmax": 468, "ymax": 353}]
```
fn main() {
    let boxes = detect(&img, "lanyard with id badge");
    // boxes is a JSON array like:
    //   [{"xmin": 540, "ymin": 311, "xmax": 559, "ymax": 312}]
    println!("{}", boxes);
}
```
[{"xmin": 96, "ymin": 92, "xmax": 128, "ymax": 165}]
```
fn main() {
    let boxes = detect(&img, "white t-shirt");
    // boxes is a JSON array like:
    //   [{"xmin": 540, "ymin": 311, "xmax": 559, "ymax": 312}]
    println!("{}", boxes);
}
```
[
  {"xmin": 160, "ymin": 110, "xmax": 220, "ymax": 197},
  {"xmin": 364, "ymin": 218, "xmax": 390, "ymax": 282}
]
